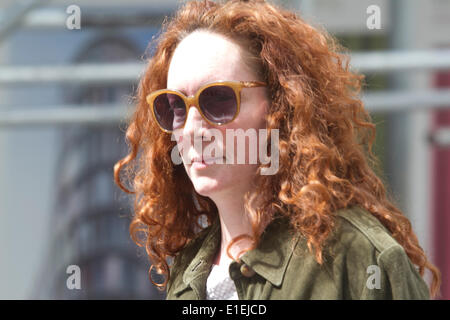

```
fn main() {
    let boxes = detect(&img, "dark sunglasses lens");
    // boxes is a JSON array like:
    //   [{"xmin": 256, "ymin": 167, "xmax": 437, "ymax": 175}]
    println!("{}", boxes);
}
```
[
  {"xmin": 199, "ymin": 85, "xmax": 237, "ymax": 124},
  {"xmin": 153, "ymin": 93, "xmax": 186, "ymax": 131}
]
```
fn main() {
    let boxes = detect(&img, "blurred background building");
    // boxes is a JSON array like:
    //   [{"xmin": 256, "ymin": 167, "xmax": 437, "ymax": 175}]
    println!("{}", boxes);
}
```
[{"xmin": 0, "ymin": 0, "xmax": 449, "ymax": 299}]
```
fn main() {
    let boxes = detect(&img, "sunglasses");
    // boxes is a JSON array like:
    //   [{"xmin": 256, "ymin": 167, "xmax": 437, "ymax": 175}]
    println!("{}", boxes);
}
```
[{"xmin": 146, "ymin": 80, "xmax": 267, "ymax": 133}]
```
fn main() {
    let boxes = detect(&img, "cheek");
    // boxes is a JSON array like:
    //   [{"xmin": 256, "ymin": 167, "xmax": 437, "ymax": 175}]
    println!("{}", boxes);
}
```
[
  {"xmin": 240, "ymin": 99, "xmax": 268, "ymax": 128},
  {"xmin": 215, "ymin": 100, "xmax": 266, "ymax": 159},
  {"xmin": 229, "ymin": 99, "xmax": 267, "ymax": 130},
  {"xmin": 175, "ymin": 136, "xmax": 193, "ymax": 167},
  {"xmin": 225, "ymin": 101, "xmax": 268, "ymax": 142}
]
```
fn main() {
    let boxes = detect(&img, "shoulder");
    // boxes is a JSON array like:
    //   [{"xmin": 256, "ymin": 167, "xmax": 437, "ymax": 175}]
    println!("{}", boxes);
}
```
[
  {"xmin": 330, "ymin": 205, "xmax": 400, "ymax": 258},
  {"xmin": 322, "ymin": 205, "xmax": 430, "ymax": 299}
]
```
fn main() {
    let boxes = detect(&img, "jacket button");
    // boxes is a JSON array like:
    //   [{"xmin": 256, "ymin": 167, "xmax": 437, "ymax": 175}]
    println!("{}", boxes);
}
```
[{"xmin": 240, "ymin": 263, "xmax": 255, "ymax": 277}]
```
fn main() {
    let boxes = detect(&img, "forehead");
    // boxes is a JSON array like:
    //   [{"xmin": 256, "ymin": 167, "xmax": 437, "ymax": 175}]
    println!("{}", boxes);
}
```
[{"xmin": 167, "ymin": 31, "xmax": 251, "ymax": 95}]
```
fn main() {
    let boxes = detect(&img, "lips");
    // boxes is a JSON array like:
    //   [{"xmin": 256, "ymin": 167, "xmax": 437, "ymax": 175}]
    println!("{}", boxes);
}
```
[
  {"xmin": 204, "ymin": 157, "xmax": 225, "ymax": 165},
  {"xmin": 191, "ymin": 156, "xmax": 224, "ymax": 165}
]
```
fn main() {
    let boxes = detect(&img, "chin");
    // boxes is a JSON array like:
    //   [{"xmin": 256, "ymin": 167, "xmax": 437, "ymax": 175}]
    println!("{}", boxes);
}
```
[
  {"xmin": 192, "ymin": 177, "xmax": 225, "ymax": 197},
  {"xmin": 193, "ymin": 183, "xmax": 219, "ymax": 197}
]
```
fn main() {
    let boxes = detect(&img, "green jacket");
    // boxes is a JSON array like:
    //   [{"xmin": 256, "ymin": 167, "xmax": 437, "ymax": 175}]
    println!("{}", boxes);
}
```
[{"xmin": 166, "ymin": 205, "xmax": 430, "ymax": 300}]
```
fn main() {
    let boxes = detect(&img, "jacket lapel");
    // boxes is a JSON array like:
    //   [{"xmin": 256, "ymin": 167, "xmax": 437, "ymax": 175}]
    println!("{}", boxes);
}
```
[
  {"xmin": 174, "ymin": 218, "xmax": 221, "ymax": 299},
  {"xmin": 172, "ymin": 216, "xmax": 302, "ymax": 298},
  {"xmin": 240, "ymin": 217, "xmax": 302, "ymax": 287}
]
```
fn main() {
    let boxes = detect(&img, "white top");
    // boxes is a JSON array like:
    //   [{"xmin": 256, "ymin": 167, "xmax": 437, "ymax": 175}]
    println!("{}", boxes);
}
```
[{"xmin": 206, "ymin": 259, "xmax": 239, "ymax": 300}]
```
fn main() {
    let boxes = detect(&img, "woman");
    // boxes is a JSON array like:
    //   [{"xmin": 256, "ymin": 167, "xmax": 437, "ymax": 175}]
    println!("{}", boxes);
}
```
[{"xmin": 114, "ymin": 0, "xmax": 441, "ymax": 299}]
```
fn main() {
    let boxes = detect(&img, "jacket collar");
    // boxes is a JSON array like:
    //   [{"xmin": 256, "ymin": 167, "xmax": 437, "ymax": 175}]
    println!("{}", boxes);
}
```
[
  {"xmin": 175, "ymin": 215, "xmax": 301, "ymax": 297},
  {"xmin": 182, "ymin": 218, "xmax": 221, "ymax": 288},
  {"xmin": 239, "ymin": 217, "xmax": 301, "ymax": 286}
]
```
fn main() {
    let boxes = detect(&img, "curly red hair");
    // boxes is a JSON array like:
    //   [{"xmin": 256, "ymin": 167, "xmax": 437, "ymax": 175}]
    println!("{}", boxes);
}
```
[{"xmin": 114, "ymin": 0, "xmax": 441, "ymax": 297}]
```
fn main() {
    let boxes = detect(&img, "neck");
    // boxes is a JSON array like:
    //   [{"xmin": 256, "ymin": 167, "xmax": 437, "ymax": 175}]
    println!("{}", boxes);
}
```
[{"xmin": 209, "ymin": 184, "xmax": 264, "ymax": 265}]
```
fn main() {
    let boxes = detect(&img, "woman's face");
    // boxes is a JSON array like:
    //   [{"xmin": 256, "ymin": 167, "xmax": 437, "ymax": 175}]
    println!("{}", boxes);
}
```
[{"xmin": 167, "ymin": 30, "xmax": 269, "ymax": 198}]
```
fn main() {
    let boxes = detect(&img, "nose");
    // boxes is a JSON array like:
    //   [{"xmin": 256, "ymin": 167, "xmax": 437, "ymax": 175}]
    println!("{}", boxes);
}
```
[{"xmin": 182, "ymin": 104, "xmax": 210, "ymax": 140}]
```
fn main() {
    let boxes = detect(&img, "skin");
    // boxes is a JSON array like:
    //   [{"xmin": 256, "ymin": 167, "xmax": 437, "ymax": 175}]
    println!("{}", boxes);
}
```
[{"xmin": 167, "ymin": 30, "xmax": 270, "ymax": 266}]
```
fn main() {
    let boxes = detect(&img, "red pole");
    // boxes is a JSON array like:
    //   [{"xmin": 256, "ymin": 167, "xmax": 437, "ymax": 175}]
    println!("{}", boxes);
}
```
[{"xmin": 432, "ymin": 70, "xmax": 450, "ymax": 300}]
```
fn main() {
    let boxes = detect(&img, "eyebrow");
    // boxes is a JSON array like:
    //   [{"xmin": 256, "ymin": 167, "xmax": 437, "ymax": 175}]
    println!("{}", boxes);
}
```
[
  {"xmin": 172, "ymin": 87, "xmax": 188, "ymax": 95},
  {"xmin": 171, "ymin": 79, "xmax": 217, "ymax": 96}
]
